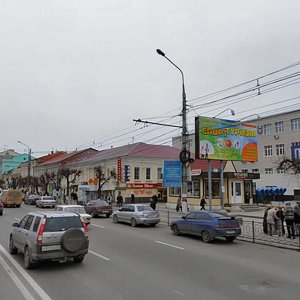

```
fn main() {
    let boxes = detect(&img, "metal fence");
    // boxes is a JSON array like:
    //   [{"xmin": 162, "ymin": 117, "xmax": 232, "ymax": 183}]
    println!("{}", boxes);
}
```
[{"xmin": 157, "ymin": 209, "xmax": 300, "ymax": 251}]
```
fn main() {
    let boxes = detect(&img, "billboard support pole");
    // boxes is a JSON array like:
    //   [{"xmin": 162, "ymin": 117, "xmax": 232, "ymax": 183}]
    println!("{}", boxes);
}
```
[
  {"xmin": 220, "ymin": 160, "xmax": 224, "ymax": 210},
  {"xmin": 208, "ymin": 159, "xmax": 212, "ymax": 210}
]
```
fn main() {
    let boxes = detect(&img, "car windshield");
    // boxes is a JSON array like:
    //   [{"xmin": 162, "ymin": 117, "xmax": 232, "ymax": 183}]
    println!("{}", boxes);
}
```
[
  {"xmin": 42, "ymin": 197, "xmax": 54, "ymax": 200},
  {"xmin": 44, "ymin": 216, "xmax": 82, "ymax": 232},
  {"xmin": 65, "ymin": 207, "xmax": 86, "ymax": 214},
  {"xmin": 95, "ymin": 200, "xmax": 109, "ymax": 206},
  {"xmin": 137, "ymin": 206, "xmax": 153, "ymax": 212}
]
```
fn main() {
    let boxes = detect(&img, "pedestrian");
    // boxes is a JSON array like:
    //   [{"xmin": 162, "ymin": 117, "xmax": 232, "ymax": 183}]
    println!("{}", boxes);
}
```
[
  {"xmin": 176, "ymin": 196, "xmax": 182, "ymax": 212},
  {"xmin": 116, "ymin": 192, "xmax": 123, "ymax": 207},
  {"xmin": 275, "ymin": 206, "xmax": 285, "ymax": 236},
  {"xmin": 130, "ymin": 193, "xmax": 135, "ymax": 204},
  {"xmin": 266, "ymin": 206, "xmax": 279, "ymax": 236},
  {"xmin": 294, "ymin": 202, "xmax": 300, "ymax": 236},
  {"xmin": 200, "ymin": 196, "xmax": 207, "ymax": 210},
  {"xmin": 263, "ymin": 206, "xmax": 271, "ymax": 234},
  {"xmin": 284, "ymin": 203, "xmax": 295, "ymax": 239},
  {"xmin": 150, "ymin": 194, "xmax": 158, "ymax": 210},
  {"xmin": 107, "ymin": 194, "xmax": 112, "ymax": 205}
]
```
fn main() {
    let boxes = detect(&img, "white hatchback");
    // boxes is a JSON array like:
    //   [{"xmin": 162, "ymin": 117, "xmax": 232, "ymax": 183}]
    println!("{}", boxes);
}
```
[{"xmin": 55, "ymin": 205, "xmax": 92, "ymax": 225}]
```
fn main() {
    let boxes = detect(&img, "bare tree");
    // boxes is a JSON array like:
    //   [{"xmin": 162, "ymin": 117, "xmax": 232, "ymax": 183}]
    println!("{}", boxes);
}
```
[
  {"xmin": 58, "ymin": 167, "xmax": 81, "ymax": 197},
  {"xmin": 94, "ymin": 166, "xmax": 116, "ymax": 199},
  {"xmin": 278, "ymin": 157, "xmax": 300, "ymax": 174}
]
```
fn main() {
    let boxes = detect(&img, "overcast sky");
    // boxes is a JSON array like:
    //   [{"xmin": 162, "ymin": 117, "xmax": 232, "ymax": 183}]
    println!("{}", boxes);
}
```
[{"xmin": 1, "ymin": 0, "xmax": 300, "ymax": 157}]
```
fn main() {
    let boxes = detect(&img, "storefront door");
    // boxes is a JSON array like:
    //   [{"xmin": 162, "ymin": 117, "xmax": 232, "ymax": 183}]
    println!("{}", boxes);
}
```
[{"xmin": 231, "ymin": 181, "xmax": 243, "ymax": 204}]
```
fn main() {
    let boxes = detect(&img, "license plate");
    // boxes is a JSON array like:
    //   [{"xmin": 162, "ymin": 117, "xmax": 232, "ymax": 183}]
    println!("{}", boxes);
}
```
[
  {"xmin": 42, "ymin": 245, "xmax": 61, "ymax": 251},
  {"xmin": 102, "ymin": 211, "xmax": 108, "ymax": 213},
  {"xmin": 226, "ymin": 230, "xmax": 236, "ymax": 234}
]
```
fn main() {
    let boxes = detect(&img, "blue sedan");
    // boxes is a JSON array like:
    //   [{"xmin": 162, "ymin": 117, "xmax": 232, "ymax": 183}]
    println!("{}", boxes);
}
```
[{"xmin": 170, "ymin": 211, "xmax": 241, "ymax": 243}]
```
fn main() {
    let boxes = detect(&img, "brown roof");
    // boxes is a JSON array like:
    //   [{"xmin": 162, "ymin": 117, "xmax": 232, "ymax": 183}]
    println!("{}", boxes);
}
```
[{"xmin": 190, "ymin": 159, "xmax": 225, "ymax": 172}]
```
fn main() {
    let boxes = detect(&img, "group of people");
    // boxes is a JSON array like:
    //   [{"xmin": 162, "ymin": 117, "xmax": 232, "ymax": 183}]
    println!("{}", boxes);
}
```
[
  {"xmin": 263, "ymin": 202, "xmax": 300, "ymax": 238},
  {"xmin": 176, "ymin": 196, "xmax": 207, "ymax": 212}
]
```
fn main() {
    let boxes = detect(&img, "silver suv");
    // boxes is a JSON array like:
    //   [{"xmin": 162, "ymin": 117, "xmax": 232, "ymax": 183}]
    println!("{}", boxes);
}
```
[{"xmin": 9, "ymin": 211, "xmax": 89, "ymax": 269}]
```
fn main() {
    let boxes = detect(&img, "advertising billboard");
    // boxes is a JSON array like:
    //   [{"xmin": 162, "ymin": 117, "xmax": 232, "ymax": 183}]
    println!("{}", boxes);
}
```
[
  {"xmin": 195, "ymin": 116, "xmax": 258, "ymax": 162},
  {"xmin": 163, "ymin": 160, "xmax": 182, "ymax": 187}
]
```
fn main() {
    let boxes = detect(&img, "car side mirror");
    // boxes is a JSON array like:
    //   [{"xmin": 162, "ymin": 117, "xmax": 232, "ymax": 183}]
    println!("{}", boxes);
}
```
[{"xmin": 12, "ymin": 222, "xmax": 19, "ymax": 227}]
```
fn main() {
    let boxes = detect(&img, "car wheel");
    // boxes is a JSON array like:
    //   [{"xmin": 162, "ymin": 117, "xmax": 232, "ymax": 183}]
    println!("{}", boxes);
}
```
[
  {"xmin": 61, "ymin": 228, "xmax": 85, "ymax": 252},
  {"xmin": 113, "ymin": 215, "xmax": 118, "ymax": 223},
  {"xmin": 201, "ymin": 230, "xmax": 212, "ymax": 243},
  {"xmin": 149, "ymin": 223, "xmax": 156, "ymax": 227},
  {"xmin": 225, "ymin": 236, "xmax": 236, "ymax": 242},
  {"xmin": 24, "ymin": 247, "xmax": 35, "ymax": 269},
  {"xmin": 106, "ymin": 214, "xmax": 110, "ymax": 218},
  {"xmin": 172, "ymin": 224, "xmax": 181, "ymax": 235},
  {"xmin": 9, "ymin": 236, "xmax": 18, "ymax": 254},
  {"xmin": 0, "ymin": 211, "xmax": 3, "ymax": 216},
  {"xmin": 91, "ymin": 211, "xmax": 97, "ymax": 218},
  {"xmin": 74, "ymin": 255, "xmax": 85, "ymax": 263},
  {"xmin": 131, "ymin": 218, "xmax": 137, "ymax": 227}
]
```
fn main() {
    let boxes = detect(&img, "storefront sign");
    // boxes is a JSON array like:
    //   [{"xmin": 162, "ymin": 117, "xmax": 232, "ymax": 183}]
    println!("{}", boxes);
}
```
[
  {"xmin": 195, "ymin": 116, "xmax": 258, "ymax": 162},
  {"xmin": 117, "ymin": 158, "xmax": 122, "ymax": 181},
  {"xmin": 126, "ymin": 183, "xmax": 162, "ymax": 189}
]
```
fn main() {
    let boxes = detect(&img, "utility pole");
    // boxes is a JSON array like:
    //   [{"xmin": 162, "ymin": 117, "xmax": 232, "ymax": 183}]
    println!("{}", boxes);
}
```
[{"xmin": 156, "ymin": 49, "xmax": 190, "ymax": 208}]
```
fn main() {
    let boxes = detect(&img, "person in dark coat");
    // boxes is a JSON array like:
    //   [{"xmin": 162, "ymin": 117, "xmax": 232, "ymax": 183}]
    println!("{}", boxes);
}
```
[
  {"xmin": 263, "ymin": 206, "xmax": 271, "ymax": 234},
  {"xmin": 200, "ymin": 197, "xmax": 207, "ymax": 210},
  {"xmin": 150, "ymin": 194, "xmax": 158, "ymax": 210},
  {"xmin": 176, "ymin": 197, "xmax": 182, "ymax": 212},
  {"xmin": 116, "ymin": 192, "xmax": 123, "ymax": 207},
  {"xmin": 294, "ymin": 202, "xmax": 300, "ymax": 236},
  {"xmin": 275, "ymin": 206, "xmax": 285, "ymax": 236},
  {"xmin": 284, "ymin": 203, "xmax": 295, "ymax": 239},
  {"xmin": 130, "ymin": 193, "xmax": 135, "ymax": 204}
]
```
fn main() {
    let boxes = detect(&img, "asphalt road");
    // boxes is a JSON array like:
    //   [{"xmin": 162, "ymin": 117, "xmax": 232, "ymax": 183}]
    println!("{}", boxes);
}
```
[{"xmin": 0, "ymin": 204, "xmax": 299, "ymax": 300}]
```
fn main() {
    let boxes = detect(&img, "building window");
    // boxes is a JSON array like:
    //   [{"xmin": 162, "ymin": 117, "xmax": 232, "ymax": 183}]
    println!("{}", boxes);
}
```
[
  {"xmin": 169, "ymin": 187, "xmax": 181, "ymax": 196},
  {"xmin": 263, "ymin": 124, "xmax": 272, "ymax": 135},
  {"xmin": 275, "ymin": 121, "xmax": 284, "ymax": 134},
  {"xmin": 252, "ymin": 169, "xmax": 259, "ymax": 173},
  {"xmin": 265, "ymin": 168, "xmax": 273, "ymax": 174},
  {"xmin": 291, "ymin": 118, "xmax": 300, "ymax": 131},
  {"xmin": 187, "ymin": 180, "xmax": 200, "ymax": 197},
  {"xmin": 145, "ymin": 167, "xmax": 151, "ymax": 180},
  {"xmin": 241, "ymin": 169, "xmax": 248, "ymax": 173},
  {"xmin": 204, "ymin": 179, "xmax": 220, "ymax": 198},
  {"xmin": 292, "ymin": 141, "xmax": 300, "ymax": 146},
  {"xmin": 264, "ymin": 145, "xmax": 273, "ymax": 157},
  {"xmin": 134, "ymin": 167, "xmax": 140, "ymax": 181},
  {"xmin": 275, "ymin": 144, "xmax": 285, "ymax": 156},
  {"xmin": 277, "ymin": 168, "xmax": 285, "ymax": 174},
  {"xmin": 157, "ymin": 167, "xmax": 163, "ymax": 180}
]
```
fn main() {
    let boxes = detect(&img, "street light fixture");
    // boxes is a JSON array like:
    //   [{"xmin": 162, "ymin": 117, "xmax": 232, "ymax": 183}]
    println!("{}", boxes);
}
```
[
  {"xmin": 213, "ymin": 108, "xmax": 235, "ymax": 118},
  {"xmin": 156, "ymin": 49, "xmax": 189, "ymax": 209},
  {"xmin": 17, "ymin": 140, "xmax": 31, "ymax": 192}
]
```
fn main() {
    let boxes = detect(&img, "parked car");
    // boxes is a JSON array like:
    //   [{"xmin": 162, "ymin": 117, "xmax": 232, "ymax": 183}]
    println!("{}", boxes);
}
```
[
  {"xmin": 25, "ymin": 194, "xmax": 40, "ymax": 205},
  {"xmin": 36, "ymin": 196, "xmax": 56, "ymax": 208},
  {"xmin": 9, "ymin": 211, "xmax": 89, "ymax": 269},
  {"xmin": 112, "ymin": 204, "xmax": 160, "ymax": 227},
  {"xmin": 55, "ymin": 205, "xmax": 92, "ymax": 225},
  {"xmin": 85, "ymin": 199, "xmax": 113, "ymax": 218},
  {"xmin": 170, "ymin": 211, "xmax": 241, "ymax": 243},
  {"xmin": 0, "ymin": 200, "xmax": 3, "ymax": 216}
]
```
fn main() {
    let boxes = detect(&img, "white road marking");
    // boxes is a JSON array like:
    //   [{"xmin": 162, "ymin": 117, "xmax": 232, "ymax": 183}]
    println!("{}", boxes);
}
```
[
  {"xmin": 155, "ymin": 241, "xmax": 184, "ymax": 250},
  {"xmin": 0, "ymin": 253, "xmax": 36, "ymax": 300},
  {"xmin": 90, "ymin": 224, "xmax": 105, "ymax": 228},
  {"xmin": 89, "ymin": 250, "xmax": 110, "ymax": 261},
  {"xmin": 0, "ymin": 244, "xmax": 52, "ymax": 300},
  {"xmin": 174, "ymin": 290, "xmax": 185, "ymax": 296}
]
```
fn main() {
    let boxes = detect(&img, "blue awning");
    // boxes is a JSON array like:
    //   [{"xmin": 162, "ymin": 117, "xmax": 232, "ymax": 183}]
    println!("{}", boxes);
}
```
[{"xmin": 256, "ymin": 187, "xmax": 287, "ymax": 196}]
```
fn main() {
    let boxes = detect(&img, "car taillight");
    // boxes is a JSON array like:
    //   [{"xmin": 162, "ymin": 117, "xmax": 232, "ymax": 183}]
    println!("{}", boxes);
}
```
[
  {"xmin": 214, "ymin": 224, "xmax": 227, "ymax": 229},
  {"xmin": 36, "ymin": 217, "xmax": 46, "ymax": 245},
  {"xmin": 81, "ymin": 220, "xmax": 89, "ymax": 240}
]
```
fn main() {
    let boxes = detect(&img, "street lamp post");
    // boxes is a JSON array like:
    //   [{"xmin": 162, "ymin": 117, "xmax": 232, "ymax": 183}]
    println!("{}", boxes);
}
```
[
  {"xmin": 156, "ymin": 49, "xmax": 189, "ymax": 208},
  {"xmin": 17, "ymin": 140, "xmax": 31, "ymax": 192}
]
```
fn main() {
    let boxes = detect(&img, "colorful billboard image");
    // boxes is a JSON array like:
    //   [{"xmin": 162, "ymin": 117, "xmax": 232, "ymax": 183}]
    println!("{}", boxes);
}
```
[{"xmin": 195, "ymin": 116, "xmax": 258, "ymax": 162}]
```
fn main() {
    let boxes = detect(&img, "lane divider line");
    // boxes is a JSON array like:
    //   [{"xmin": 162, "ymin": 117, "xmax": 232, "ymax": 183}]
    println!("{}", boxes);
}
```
[
  {"xmin": 155, "ymin": 241, "xmax": 184, "ymax": 250},
  {"xmin": 88, "ymin": 250, "xmax": 110, "ymax": 261},
  {"xmin": 90, "ymin": 224, "xmax": 105, "ymax": 228},
  {"xmin": 0, "ymin": 244, "xmax": 52, "ymax": 300},
  {"xmin": 0, "ymin": 253, "xmax": 36, "ymax": 300}
]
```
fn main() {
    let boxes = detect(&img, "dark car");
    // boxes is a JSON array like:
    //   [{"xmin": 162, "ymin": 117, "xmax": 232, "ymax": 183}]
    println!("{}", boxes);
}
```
[
  {"xmin": 0, "ymin": 200, "xmax": 3, "ymax": 216},
  {"xmin": 24, "ymin": 194, "xmax": 40, "ymax": 205},
  {"xmin": 9, "ymin": 211, "xmax": 89, "ymax": 269},
  {"xmin": 85, "ymin": 199, "xmax": 113, "ymax": 218},
  {"xmin": 170, "ymin": 211, "xmax": 241, "ymax": 243}
]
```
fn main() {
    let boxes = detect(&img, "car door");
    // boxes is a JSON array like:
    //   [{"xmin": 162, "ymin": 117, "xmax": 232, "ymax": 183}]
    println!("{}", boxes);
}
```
[
  {"xmin": 85, "ymin": 201, "xmax": 95, "ymax": 214},
  {"xmin": 125, "ymin": 205, "xmax": 135, "ymax": 223},
  {"xmin": 180, "ymin": 212, "xmax": 197, "ymax": 233},
  {"xmin": 19, "ymin": 215, "xmax": 34, "ymax": 250},
  {"xmin": 117, "ymin": 205, "xmax": 130, "ymax": 222},
  {"xmin": 191, "ymin": 212, "xmax": 213, "ymax": 236},
  {"xmin": 13, "ymin": 215, "xmax": 29, "ymax": 250}
]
